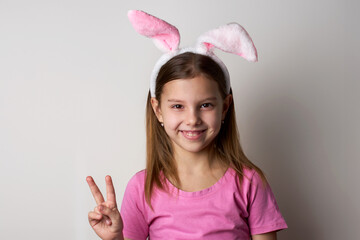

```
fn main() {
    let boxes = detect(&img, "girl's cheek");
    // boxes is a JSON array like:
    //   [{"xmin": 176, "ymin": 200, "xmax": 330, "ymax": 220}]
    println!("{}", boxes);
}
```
[
  {"xmin": 164, "ymin": 113, "xmax": 182, "ymax": 128},
  {"xmin": 204, "ymin": 110, "xmax": 222, "ymax": 124}
]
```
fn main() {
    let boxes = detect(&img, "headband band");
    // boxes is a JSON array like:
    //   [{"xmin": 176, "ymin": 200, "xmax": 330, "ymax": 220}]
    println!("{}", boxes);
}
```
[{"xmin": 128, "ymin": 10, "xmax": 258, "ymax": 97}]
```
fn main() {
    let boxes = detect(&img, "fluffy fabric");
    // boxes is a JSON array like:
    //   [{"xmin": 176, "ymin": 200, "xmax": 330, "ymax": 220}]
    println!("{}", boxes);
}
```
[
  {"xmin": 128, "ymin": 10, "xmax": 258, "ymax": 97},
  {"xmin": 196, "ymin": 23, "xmax": 258, "ymax": 62},
  {"xmin": 128, "ymin": 10, "xmax": 180, "ymax": 52}
]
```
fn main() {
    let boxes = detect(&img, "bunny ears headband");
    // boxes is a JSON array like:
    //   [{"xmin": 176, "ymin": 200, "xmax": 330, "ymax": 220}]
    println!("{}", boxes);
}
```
[{"xmin": 127, "ymin": 10, "xmax": 258, "ymax": 97}]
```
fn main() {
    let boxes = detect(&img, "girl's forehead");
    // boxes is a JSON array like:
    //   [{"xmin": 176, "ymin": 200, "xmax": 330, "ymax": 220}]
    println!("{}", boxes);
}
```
[{"xmin": 161, "ymin": 76, "xmax": 221, "ymax": 99}]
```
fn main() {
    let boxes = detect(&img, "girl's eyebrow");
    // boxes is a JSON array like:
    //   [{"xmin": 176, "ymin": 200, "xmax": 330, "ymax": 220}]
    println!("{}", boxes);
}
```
[
  {"xmin": 167, "ymin": 97, "xmax": 217, "ymax": 102},
  {"xmin": 167, "ymin": 99, "xmax": 184, "ymax": 103}
]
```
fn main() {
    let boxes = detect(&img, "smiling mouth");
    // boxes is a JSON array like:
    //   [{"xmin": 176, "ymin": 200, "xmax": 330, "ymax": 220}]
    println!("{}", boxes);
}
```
[{"xmin": 180, "ymin": 130, "xmax": 206, "ymax": 140}]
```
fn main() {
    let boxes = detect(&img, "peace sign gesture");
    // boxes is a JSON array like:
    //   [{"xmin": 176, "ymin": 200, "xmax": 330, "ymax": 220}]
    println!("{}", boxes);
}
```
[{"xmin": 86, "ymin": 175, "xmax": 124, "ymax": 240}]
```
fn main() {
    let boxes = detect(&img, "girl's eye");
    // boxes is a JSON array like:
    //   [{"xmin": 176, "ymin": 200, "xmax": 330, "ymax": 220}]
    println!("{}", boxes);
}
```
[
  {"xmin": 172, "ymin": 104, "xmax": 183, "ymax": 109},
  {"xmin": 201, "ymin": 103, "xmax": 213, "ymax": 108}
]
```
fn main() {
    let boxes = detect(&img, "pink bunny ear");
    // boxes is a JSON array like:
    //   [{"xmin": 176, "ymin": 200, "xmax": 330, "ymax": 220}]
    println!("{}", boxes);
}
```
[
  {"xmin": 128, "ymin": 10, "xmax": 180, "ymax": 52},
  {"xmin": 197, "ymin": 23, "xmax": 258, "ymax": 62}
]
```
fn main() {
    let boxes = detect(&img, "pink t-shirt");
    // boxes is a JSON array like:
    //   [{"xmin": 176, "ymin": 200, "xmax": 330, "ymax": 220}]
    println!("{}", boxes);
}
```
[{"xmin": 120, "ymin": 167, "xmax": 287, "ymax": 240}]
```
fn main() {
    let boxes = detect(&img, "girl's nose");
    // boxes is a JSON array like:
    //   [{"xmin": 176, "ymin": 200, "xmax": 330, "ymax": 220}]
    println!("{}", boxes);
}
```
[{"xmin": 186, "ymin": 109, "xmax": 201, "ymax": 126}]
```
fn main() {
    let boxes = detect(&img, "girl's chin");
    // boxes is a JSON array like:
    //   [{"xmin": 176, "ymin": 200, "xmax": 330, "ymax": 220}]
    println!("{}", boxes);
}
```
[{"xmin": 172, "ymin": 141, "xmax": 214, "ymax": 155}]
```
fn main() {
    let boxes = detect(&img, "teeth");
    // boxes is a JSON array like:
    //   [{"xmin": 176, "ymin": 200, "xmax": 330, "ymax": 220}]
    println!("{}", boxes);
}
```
[{"xmin": 183, "ymin": 131, "xmax": 201, "ymax": 137}]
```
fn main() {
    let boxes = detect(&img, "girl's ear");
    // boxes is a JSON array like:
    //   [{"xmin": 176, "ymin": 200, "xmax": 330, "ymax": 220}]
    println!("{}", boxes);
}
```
[
  {"xmin": 151, "ymin": 97, "xmax": 163, "ymax": 122},
  {"xmin": 222, "ymin": 94, "xmax": 233, "ymax": 120}
]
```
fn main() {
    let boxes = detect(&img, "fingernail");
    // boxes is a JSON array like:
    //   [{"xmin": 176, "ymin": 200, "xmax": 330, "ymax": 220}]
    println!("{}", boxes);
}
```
[
  {"xmin": 106, "ymin": 219, "xmax": 112, "ymax": 225},
  {"xmin": 98, "ymin": 205, "xmax": 103, "ymax": 211}
]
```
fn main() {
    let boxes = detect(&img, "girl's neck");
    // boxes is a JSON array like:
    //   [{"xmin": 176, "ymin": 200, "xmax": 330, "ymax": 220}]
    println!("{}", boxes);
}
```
[
  {"xmin": 173, "ymin": 146, "xmax": 223, "ymax": 175},
  {"xmin": 171, "ymin": 146, "xmax": 228, "ymax": 192}
]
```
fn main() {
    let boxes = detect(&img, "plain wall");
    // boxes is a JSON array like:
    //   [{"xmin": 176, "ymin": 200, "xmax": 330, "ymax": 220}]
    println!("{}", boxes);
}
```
[{"xmin": 0, "ymin": 0, "xmax": 359, "ymax": 239}]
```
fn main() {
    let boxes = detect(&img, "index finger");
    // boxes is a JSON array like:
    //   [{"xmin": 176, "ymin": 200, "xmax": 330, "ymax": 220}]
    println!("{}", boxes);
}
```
[
  {"xmin": 86, "ymin": 176, "xmax": 105, "ymax": 205},
  {"xmin": 105, "ymin": 175, "xmax": 117, "ymax": 205}
]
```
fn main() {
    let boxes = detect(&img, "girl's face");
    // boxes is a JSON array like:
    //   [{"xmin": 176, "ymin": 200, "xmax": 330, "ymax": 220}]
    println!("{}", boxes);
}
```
[{"xmin": 151, "ymin": 75, "xmax": 232, "ymax": 156}]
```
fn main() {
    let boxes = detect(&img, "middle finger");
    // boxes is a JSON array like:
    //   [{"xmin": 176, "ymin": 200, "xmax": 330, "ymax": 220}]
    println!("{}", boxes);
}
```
[{"xmin": 105, "ymin": 175, "xmax": 117, "ymax": 205}]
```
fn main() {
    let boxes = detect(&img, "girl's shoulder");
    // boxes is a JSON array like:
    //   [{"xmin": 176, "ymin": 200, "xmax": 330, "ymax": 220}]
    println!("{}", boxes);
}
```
[
  {"xmin": 228, "ymin": 166, "xmax": 266, "ymax": 190},
  {"xmin": 133, "ymin": 169, "xmax": 147, "ymax": 178},
  {"xmin": 241, "ymin": 166, "xmax": 257, "ymax": 177},
  {"xmin": 125, "ymin": 169, "xmax": 147, "ymax": 190},
  {"xmin": 228, "ymin": 166, "xmax": 258, "ymax": 181}
]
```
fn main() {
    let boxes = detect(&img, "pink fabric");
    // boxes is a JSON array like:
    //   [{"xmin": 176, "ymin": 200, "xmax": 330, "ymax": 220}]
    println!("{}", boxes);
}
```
[
  {"xmin": 120, "ymin": 168, "xmax": 287, "ymax": 240},
  {"xmin": 128, "ymin": 10, "xmax": 180, "ymax": 52}
]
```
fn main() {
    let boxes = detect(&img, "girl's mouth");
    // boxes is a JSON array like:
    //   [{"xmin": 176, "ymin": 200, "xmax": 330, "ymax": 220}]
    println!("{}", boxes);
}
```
[{"xmin": 180, "ymin": 130, "xmax": 206, "ymax": 140}]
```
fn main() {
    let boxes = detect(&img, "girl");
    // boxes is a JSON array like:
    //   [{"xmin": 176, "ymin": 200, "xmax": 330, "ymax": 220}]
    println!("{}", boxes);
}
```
[{"xmin": 87, "ymin": 10, "xmax": 287, "ymax": 240}]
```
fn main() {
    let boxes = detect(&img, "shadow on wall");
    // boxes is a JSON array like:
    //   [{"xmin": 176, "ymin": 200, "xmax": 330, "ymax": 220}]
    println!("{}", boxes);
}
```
[{"xmin": 235, "ymin": 78, "xmax": 330, "ymax": 239}]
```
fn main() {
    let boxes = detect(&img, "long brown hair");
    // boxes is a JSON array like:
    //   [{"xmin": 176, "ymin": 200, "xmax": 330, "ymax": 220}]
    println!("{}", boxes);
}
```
[{"xmin": 145, "ymin": 52, "xmax": 266, "ymax": 208}]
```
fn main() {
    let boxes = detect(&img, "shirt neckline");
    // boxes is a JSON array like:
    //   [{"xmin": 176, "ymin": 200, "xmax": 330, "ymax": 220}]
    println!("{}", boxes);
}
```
[{"xmin": 164, "ymin": 167, "xmax": 233, "ymax": 198}]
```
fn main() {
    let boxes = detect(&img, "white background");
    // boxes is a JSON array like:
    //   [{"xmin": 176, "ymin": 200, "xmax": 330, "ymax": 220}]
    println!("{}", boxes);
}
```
[{"xmin": 0, "ymin": 0, "xmax": 359, "ymax": 239}]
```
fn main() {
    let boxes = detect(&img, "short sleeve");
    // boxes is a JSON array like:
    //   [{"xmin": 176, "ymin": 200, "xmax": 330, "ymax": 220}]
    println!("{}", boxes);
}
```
[
  {"xmin": 247, "ymin": 171, "xmax": 288, "ymax": 235},
  {"xmin": 120, "ymin": 171, "xmax": 149, "ymax": 240}
]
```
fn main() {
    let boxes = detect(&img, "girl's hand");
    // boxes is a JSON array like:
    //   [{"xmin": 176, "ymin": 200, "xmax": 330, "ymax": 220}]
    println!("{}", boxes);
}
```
[{"xmin": 86, "ymin": 175, "xmax": 124, "ymax": 240}]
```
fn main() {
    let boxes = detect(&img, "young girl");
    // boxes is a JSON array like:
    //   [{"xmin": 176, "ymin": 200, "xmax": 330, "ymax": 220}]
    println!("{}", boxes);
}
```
[{"xmin": 86, "ymin": 10, "xmax": 288, "ymax": 240}]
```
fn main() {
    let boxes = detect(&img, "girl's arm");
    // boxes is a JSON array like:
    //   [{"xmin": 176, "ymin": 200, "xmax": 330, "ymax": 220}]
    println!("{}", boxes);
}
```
[{"xmin": 252, "ymin": 231, "xmax": 277, "ymax": 240}]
